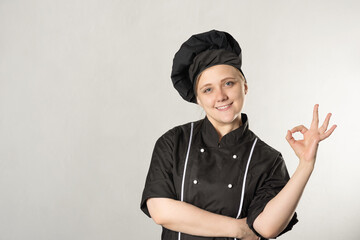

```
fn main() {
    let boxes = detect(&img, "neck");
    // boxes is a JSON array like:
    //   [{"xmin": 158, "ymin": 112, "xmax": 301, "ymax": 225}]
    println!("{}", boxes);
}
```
[{"xmin": 208, "ymin": 115, "xmax": 242, "ymax": 141}]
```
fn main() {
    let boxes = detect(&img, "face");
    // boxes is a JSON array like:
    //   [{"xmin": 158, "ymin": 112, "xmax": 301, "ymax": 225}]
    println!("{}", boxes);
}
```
[{"xmin": 196, "ymin": 64, "xmax": 248, "ymax": 129}]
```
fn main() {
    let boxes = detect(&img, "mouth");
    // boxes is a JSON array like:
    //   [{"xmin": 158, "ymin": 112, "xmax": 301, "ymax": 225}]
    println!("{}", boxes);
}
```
[{"xmin": 215, "ymin": 102, "xmax": 233, "ymax": 111}]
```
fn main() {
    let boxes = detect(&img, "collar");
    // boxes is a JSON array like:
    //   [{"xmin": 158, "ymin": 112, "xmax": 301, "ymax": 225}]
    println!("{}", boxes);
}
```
[{"xmin": 201, "ymin": 113, "xmax": 249, "ymax": 148}]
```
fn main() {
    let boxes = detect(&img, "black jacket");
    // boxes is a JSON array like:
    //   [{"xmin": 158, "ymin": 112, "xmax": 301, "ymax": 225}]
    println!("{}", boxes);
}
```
[{"xmin": 141, "ymin": 113, "xmax": 298, "ymax": 239}]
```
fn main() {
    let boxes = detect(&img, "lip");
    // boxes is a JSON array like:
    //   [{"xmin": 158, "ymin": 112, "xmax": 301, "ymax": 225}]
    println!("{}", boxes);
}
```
[{"xmin": 215, "ymin": 102, "xmax": 233, "ymax": 111}]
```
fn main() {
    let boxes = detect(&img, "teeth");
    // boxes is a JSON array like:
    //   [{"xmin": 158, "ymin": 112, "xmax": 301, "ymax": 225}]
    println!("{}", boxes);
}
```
[{"xmin": 216, "ymin": 104, "xmax": 230, "ymax": 109}]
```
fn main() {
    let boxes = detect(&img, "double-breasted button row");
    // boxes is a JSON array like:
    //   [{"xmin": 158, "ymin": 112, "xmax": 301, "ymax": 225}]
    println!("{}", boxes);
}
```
[
  {"xmin": 192, "ymin": 179, "xmax": 233, "ymax": 189},
  {"xmin": 199, "ymin": 148, "xmax": 238, "ymax": 160}
]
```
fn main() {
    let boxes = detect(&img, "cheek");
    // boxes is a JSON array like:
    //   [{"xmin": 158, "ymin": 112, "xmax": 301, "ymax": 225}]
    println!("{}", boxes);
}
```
[
  {"xmin": 198, "ymin": 95, "xmax": 214, "ymax": 108},
  {"xmin": 228, "ymin": 89, "xmax": 240, "ymax": 98},
  {"xmin": 229, "ymin": 89, "xmax": 245, "ymax": 104}
]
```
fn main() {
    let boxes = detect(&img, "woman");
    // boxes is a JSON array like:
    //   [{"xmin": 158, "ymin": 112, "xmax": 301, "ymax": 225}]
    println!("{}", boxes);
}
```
[{"xmin": 140, "ymin": 30, "xmax": 336, "ymax": 240}]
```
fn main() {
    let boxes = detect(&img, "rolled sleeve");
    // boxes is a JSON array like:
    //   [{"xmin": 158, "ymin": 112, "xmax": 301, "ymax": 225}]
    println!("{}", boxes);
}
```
[
  {"xmin": 246, "ymin": 154, "xmax": 299, "ymax": 239},
  {"xmin": 140, "ymin": 130, "xmax": 177, "ymax": 217}
]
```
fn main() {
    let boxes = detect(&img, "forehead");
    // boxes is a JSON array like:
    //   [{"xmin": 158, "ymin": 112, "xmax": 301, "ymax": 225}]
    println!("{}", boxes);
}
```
[{"xmin": 197, "ymin": 64, "xmax": 241, "ymax": 87}]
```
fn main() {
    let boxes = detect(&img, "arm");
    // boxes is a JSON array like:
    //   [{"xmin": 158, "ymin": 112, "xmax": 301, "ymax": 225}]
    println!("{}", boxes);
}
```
[
  {"xmin": 147, "ymin": 198, "xmax": 259, "ymax": 240},
  {"xmin": 253, "ymin": 104, "xmax": 337, "ymax": 238},
  {"xmin": 253, "ymin": 160, "xmax": 312, "ymax": 238}
]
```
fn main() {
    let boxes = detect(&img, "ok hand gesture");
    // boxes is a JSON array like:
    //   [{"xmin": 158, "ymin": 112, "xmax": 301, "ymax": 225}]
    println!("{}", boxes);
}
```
[{"xmin": 286, "ymin": 104, "xmax": 337, "ymax": 164}]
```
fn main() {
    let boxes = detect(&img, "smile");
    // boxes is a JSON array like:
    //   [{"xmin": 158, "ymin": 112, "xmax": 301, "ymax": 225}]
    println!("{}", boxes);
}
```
[{"xmin": 215, "ymin": 103, "xmax": 233, "ymax": 111}]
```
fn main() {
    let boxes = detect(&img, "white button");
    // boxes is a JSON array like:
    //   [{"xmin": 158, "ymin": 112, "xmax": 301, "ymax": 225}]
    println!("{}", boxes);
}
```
[
  {"xmin": 232, "ymin": 155, "xmax": 237, "ymax": 159},
  {"xmin": 228, "ymin": 184, "xmax": 233, "ymax": 189},
  {"xmin": 200, "ymin": 148, "xmax": 205, "ymax": 153},
  {"xmin": 193, "ymin": 180, "xmax": 198, "ymax": 184}
]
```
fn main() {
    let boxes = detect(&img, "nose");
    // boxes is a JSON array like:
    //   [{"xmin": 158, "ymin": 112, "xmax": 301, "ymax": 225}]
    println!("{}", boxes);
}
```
[{"xmin": 216, "ymin": 88, "xmax": 228, "ymax": 102}]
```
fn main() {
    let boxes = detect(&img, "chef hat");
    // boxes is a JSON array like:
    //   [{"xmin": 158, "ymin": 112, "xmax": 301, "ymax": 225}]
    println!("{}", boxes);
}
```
[{"xmin": 171, "ymin": 29, "xmax": 245, "ymax": 103}]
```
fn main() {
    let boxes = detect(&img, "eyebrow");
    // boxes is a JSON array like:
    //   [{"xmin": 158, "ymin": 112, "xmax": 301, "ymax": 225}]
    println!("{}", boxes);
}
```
[{"xmin": 198, "ymin": 77, "xmax": 236, "ymax": 90}]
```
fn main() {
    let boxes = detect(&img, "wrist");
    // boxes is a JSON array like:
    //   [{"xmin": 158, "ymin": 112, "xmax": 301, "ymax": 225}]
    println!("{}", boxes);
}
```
[
  {"xmin": 298, "ymin": 160, "xmax": 315, "ymax": 171},
  {"xmin": 234, "ymin": 218, "xmax": 250, "ymax": 239}
]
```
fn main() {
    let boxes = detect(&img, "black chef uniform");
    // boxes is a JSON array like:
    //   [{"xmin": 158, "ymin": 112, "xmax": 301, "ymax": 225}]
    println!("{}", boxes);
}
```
[{"xmin": 140, "ymin": 113, "xmax": 298, "ymax": 240}]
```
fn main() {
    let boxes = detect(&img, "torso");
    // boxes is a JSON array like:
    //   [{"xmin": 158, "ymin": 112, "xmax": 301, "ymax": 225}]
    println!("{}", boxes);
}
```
[{"xmin": 159, "ymin": 114, "xmax": 282, "ymax": 240}]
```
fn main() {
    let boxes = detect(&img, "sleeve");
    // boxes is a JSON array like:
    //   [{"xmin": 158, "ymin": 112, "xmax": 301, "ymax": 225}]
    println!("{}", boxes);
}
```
[
  {"xmin": 140, "ymin": 129, "xmax": 178, "ymax": 218},
  {"xmin": 246, "ymin": 153, "xmax": 299, "ymax": 239}
]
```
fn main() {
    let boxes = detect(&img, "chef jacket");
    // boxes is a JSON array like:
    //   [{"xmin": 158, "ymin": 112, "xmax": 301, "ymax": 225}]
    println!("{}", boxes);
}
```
[{"xmin": 140, "ymin": 113, "xmax": 298, "ymax": 240}]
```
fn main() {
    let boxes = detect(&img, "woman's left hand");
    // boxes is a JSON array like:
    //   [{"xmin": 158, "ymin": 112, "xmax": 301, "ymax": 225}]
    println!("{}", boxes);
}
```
[{"xmin": 286, "ymin": 104, "xmax": 337, "ymax": 164}]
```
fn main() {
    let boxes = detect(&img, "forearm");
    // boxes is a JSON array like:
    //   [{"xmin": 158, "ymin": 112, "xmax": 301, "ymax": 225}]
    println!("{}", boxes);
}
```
[
  {"xmin": 253, "ymin": 161, "xmax": 314, "ymax": 238},
  {"xmin": 147, "ymin": 197, "xmax": 251, "ymax": 238}
]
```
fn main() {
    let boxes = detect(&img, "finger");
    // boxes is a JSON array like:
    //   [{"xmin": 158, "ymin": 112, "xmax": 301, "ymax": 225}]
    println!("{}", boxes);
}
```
[
  {"xmin": 286, "ymin": 130, "xmax": 296, "ymax": 145},
  {"xmin": 311, "ymin": 104, "xmax": 319, "ymax": 129},
  {"xmin": 320, "ymin": 124, "xmax": 337, "ymax": 140},
  {"xmin": 319, "ymin": 113, "xmax": 332, "ymax": 133},
  {"xmin": 291, "ymin": 125, "xmax": 308, "ymax": 134}
]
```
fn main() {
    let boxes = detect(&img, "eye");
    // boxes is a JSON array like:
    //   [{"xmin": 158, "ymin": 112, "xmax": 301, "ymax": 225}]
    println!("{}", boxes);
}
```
[
  {"xmin": 203, "ymin": 88, "xmax": 212, "ymax": 93},
  {"xmin": 225, "ymin": 81, "xmax": 234, "ymax": 86}
]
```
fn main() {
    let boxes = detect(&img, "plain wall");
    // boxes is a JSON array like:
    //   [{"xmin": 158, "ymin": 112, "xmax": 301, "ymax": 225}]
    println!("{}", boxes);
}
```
[{"xmin": 1, "ymin": 0, "xmax": 359, "ymax": 239}]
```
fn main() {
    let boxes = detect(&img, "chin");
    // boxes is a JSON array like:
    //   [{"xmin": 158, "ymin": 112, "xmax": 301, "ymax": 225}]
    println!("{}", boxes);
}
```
[{"xmin": 215, "ymin": 114, "xmax": 238, "ymax": 124}]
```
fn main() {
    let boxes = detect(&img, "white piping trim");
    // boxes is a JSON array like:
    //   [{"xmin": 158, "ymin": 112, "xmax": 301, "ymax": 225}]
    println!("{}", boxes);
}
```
[
  {"xmin": 178, "ymin": 122, "xmax": 194, "ymax": 240},
  {"xmin": 236, "ymin": 138, "xmax": 258, "ymax": 219},
  {"xmin": 180, "ymin": 122, "xmax": 194, "ymax": 202}
]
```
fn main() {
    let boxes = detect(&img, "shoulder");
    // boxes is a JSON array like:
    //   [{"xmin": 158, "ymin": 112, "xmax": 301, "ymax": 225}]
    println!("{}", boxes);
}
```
[
  {"xmin": 156, "ymin": 118, "xmax": 204, "ymax": 146},
  {"xmin": 246, "ymin": 130, "xmax": 288, "ymax": 175},
  {"xmin": 248, "ymin": 129, "xmax": 282, "ymax": 159}
]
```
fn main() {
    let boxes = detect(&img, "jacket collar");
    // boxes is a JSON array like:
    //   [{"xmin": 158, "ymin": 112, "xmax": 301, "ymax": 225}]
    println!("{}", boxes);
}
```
[{"xmin": 201, "ymin": 113, "xmax": 249, "ymax": 148}]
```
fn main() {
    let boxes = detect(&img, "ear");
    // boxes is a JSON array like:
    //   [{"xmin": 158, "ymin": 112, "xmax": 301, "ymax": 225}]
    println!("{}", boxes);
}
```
[
  {"xmin": 244, "ymin": 82, "xmax": 248, "ymax": 95},
  {"xmin": 196, "ymin": 96, "xmax": 203, "ymax": 107}
]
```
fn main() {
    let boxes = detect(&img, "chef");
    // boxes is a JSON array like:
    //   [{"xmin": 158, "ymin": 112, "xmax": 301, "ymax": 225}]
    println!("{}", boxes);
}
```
[{"xmin": 140, "ymin": 30, "xmax": 336, "ymax": 240}]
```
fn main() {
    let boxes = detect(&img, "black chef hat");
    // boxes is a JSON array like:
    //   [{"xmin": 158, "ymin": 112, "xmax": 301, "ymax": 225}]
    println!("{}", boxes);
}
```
[{"xmin": 171, "ymin": 29, "xmax": 245, "ymax": 103}]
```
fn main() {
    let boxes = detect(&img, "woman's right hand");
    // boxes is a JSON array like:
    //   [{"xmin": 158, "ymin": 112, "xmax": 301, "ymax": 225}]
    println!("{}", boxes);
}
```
[{"xmin": 236, "ymin": 218, "xmax": 260, "ymax": 240}]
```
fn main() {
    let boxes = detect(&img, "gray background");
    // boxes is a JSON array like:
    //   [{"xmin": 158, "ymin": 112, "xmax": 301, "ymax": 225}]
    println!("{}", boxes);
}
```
[{"xmin": 1, "ymin": 0, "xmax": 359, "ymax": 239}]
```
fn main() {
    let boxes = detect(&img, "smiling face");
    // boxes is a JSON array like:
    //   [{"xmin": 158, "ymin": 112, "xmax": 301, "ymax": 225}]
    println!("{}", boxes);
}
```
[{"xmin": 195, "ymin": 64, "xmax": 248, "ymax": 130}]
